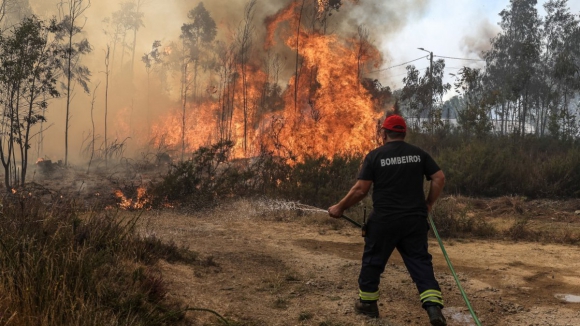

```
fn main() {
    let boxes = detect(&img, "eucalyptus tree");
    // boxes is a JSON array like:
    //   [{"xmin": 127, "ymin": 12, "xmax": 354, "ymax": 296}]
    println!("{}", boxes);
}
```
[
  {"xmin": 236, "ymin": 0, "xmax": 256, "ymax": 154},
  {"xmin": 103, "ymin": 46, "xmax": 110, "ymax": 166},
  {"xmin": 111, "ymin": 1, "xmax": 145, "ymax": 76},
  {"xmin": 400, "ymin": 60, "xmax": 451, "ymax": 133},
  {"xmin": 542, "ymin": 0, "xmax": 580, "ymax": 139},
  {"xmin": 111, "ymin": 2, "xmax": 132, "ymax": 72},
  {"xmin": 0, "ymin": 16, "xmax": 60, "ymax": 189},
  {"xmin": 484, "ymin": 0, "xmax": 542, "ymax": 136},
  {"xmin": 142, "ymin": 40, "xmax": 166, "ymax": 131},
  {"xmin": 214, "ymin": 40, "xmax": 239, "ymax": 144},
  {"xmin": 178, "ymin": 2, "xmax": 216, "ymax": 159},
  {"xmin": 182, "ymin": 2, "xmax": 217, "ymax": 102},
  {"xmin": 129, "ymin": 0, "xmax": 152, "ymax": 76},
  {"xmin": 102, "ymin": 13, "xmax": 123, "ymax": 73},
  {"xmin": 54, "ymin": 0, "xmax": 92, "ymax": 166},
  {"xmin": 85, "ymin": 82, "xmax": 99, "ymax": 173},
  {"xmin": 453, "ymin": 67, "xmax": 492, "ymax": 138},
  {"xmin": 356, "ymin": 25, "xmax": 371, "ymax": 81}
]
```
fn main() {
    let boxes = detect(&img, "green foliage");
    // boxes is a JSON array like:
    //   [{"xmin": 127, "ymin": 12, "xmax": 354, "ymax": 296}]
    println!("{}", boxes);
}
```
[
  {"xmin": 150, "ymin": 140, "xmax": 257, "ymax": 208},
  {"xmin": 278, "ymin": 154, "xmax": 363, "ymax": 209},
  {"xmin": 446, "ymin": 0, "xmax": 580, "ymax": 140},
  {"xmin": 0, "ymin": 195, "xmax": 192, "ymax": 325},
  {"xmin": 0, "ymin": 16, "xmax": 61, "ymax": 188},
  {"xmin": 182, "ymin": 2, "xmax": 217, "ymax": 45},
  {"xmin": 453, "ymin": 67, "xmax": 493, "ymax": 138},
  {"xmin": 152, "ymin": 134, "xmax": 579, "ymax": 214},
  {"xmin": 400, "ymin": 58, "xmax": 452, "ymax": 133},
  {"xmin": 435, "ymin": 135, "xmax": 580, "ymax": 198},
  {"xmin": 52, "ymin": 1, "xmax": 92, "ymax": 94},
  {"xmin": 250, "ymin": 151, "xmax": 291, "ymax": 195},
  {"xmin": 149, "ymin": 140, "xmax": 363, "ymax": 210}
]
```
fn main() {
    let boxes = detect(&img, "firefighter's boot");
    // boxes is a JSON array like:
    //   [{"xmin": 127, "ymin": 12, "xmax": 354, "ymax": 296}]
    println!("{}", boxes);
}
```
[
  {"xmin": 425, "ymin": 305, "xmax": 447, "ymax": 326},
  {"xmin": 354, "ymin": 300, "xmax": 379, "ymax": 318}
]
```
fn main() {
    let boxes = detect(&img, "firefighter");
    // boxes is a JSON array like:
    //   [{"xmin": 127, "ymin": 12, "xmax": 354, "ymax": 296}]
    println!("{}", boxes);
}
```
[{"xmin": 328, "ymin": 114, "xmax": 447, "ymax": 326}]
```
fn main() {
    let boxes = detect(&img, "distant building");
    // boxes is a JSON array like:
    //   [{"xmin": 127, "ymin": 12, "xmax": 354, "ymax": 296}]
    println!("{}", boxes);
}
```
[{"xmin": 405, "ymin": 117, "xmax": 536, "ymax": 134}]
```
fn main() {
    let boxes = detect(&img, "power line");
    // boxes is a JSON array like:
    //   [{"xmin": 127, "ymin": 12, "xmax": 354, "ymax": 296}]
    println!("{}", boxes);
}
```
[
  {"xmin": 367, "ymin": 55, "xmax": 484, "ymax": 76},
  {"xmin": 376, "ymin": 66, "xmax": 464, "ymax": 79},
  {"xmin": 367, "ymin": 56, "xmax": 426, "ymax": 73},
  {"xmin": 434, "ymin": 55, "xmax": 485, "ymax": 62}
]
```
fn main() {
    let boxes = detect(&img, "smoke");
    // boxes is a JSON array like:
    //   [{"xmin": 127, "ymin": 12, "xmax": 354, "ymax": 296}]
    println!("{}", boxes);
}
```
[
  {"xmin": 460, "ymin": 18, "xmax": 500, "ymax": 59},
  {"xmin": 340, "ymin": 0, "xmax": 429, "ymax": 45},
  {"xmin": 8, "ymin": 0, "xmax": 432, "ymax": 164},
  {"xmin": 1, "ymin": 0, "xmax": 32, "ymax": 26}
]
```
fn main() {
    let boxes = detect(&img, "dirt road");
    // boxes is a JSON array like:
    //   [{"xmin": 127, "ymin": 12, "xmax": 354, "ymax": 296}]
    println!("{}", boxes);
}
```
[{"xmin": 139, "ymin": 199, "xmax": 580, "ymax": 326}]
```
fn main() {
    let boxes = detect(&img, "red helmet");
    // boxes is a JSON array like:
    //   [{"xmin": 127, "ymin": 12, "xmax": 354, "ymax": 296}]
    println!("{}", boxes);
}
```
[{"xmin": 382, "ymin": 115, "xmax": 406, "ymax": 133}]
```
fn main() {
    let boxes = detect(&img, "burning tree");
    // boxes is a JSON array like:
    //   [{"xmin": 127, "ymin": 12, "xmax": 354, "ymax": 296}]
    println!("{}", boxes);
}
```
[
  {"xmin": 149, "ymin": 0, "xmax": 385, "ymax": 161},
  {"xmin": 142, "ymin": 40, "xmax": 166, "ymax": 132},
  {"xmin": 237, "ymin": 0, "xmax": 257, "ymax": 155},
  {"xmin": 178, "ymin": 2, "xmax": 217, "ymax": 160},
  {"xmin": 260, "ymin": 0, "xmax": 384, "ymax": 158}
]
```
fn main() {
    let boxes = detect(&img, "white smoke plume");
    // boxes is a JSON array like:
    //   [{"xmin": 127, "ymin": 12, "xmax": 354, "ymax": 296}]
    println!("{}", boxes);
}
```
[{"xmin": 460, "ymin": 18, "xmax": 500, "ymax": 59}]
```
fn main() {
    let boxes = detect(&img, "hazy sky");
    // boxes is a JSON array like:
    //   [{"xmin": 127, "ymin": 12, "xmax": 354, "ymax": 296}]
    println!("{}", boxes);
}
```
[{"xmin": 375, "ymin": 0, "xmax": 580, "ymax": 90}]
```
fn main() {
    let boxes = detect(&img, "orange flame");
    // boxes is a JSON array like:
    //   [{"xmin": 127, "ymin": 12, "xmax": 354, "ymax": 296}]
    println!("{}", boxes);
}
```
[
  {"xmin": 114, "ymin": 187, "xmax": 150, "ymax": 210},
  {"xmin": 150, "ymin": 1, "xmax": 385, "ymax": 161}
]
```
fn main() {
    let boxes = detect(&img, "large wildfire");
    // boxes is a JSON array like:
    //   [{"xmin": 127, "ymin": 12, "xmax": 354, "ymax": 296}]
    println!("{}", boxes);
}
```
[
  {"xmin": 11, "ymin": 0, "xmax": 395, "ymax": 210},
  {"xmin": 149, "ymin": 0, "xmax": 386, "ymax": 160}
]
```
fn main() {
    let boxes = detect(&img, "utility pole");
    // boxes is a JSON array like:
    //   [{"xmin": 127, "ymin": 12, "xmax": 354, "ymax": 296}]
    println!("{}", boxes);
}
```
[{"xmin": 418, "ymin": 48, "xmax": 433, "ymax": 134}]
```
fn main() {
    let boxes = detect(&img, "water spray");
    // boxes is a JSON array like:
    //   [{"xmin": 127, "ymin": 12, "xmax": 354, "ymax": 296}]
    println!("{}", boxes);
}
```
[{"xmin": 259, "ymin": 200, "xmax": 363, "ymax": 228}]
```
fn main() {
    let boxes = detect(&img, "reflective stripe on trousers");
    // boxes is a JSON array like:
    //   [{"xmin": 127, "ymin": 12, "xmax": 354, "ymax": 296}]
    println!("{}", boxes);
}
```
[
  {"xmin": 420, "ymin": 289, "xmax": 444, "ymax": 306},
  {"xmin": 357, "ymin": 215, "xmax": 443, "ymax": 307},
  {"xmin": 359, "ymin": 289, "xmax": 380, "ymax": 301}
]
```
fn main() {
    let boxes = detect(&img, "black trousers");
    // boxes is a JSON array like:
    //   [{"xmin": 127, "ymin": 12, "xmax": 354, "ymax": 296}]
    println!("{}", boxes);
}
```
[{"xmin": 358, "ymin": 215, "xmax": 443, "ymax": 307}]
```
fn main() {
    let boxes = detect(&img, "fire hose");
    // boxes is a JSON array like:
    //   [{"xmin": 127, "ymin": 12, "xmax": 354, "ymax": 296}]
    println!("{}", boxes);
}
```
[
  {"xmin": 328, "ymin": 207, "xmax": 482, "ymax": 325},
  {"xmin": 428, "ymin": 212, "xmax": 482, "ymax": 326}
]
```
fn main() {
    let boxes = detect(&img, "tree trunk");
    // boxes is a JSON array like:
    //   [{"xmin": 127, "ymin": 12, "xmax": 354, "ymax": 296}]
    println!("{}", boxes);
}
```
[
  {"xmin": 105, "ymin": 47, "xmax": 110, "ymax": 167},
  {"xmin": 65, "ymin": 31, "xmax": 73, "ymax": 166},
  {"xmin": 130, "ymin": 23, "xmax": 138, "ymax": 77},
  {"xmin": 120, "ymin": 30, "xmax": 127, "ymax": 71},
  {"xmin": 21, "ymin": 79, "xmax": 38, "ymax": 185},
  {"xmin": 294, "ymin": 0, "xmax": 305, "ymax": 114},
  {"xmin": 88, "ymin": 84, "xmax": 98, "ymax": 174},
  {"xmin": 181, "ymin": 41, "xmax": 189, "ymax": 161}
]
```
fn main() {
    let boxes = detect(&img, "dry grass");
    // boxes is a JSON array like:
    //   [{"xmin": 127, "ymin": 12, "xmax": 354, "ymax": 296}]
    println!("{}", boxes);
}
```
[
  {"xmin": 0, "ymin": 194, "xmax": 196, "ymax": 326},
  {"xmin": 433, "ymin": 196, "xmax": 580, "ymax": 244}
]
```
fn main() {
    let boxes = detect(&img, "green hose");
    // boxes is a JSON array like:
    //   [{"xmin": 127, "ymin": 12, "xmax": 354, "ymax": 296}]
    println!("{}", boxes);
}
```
[{"xmin": 429, "ymin": 213, "xmax": 482, "ymax": 326}]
